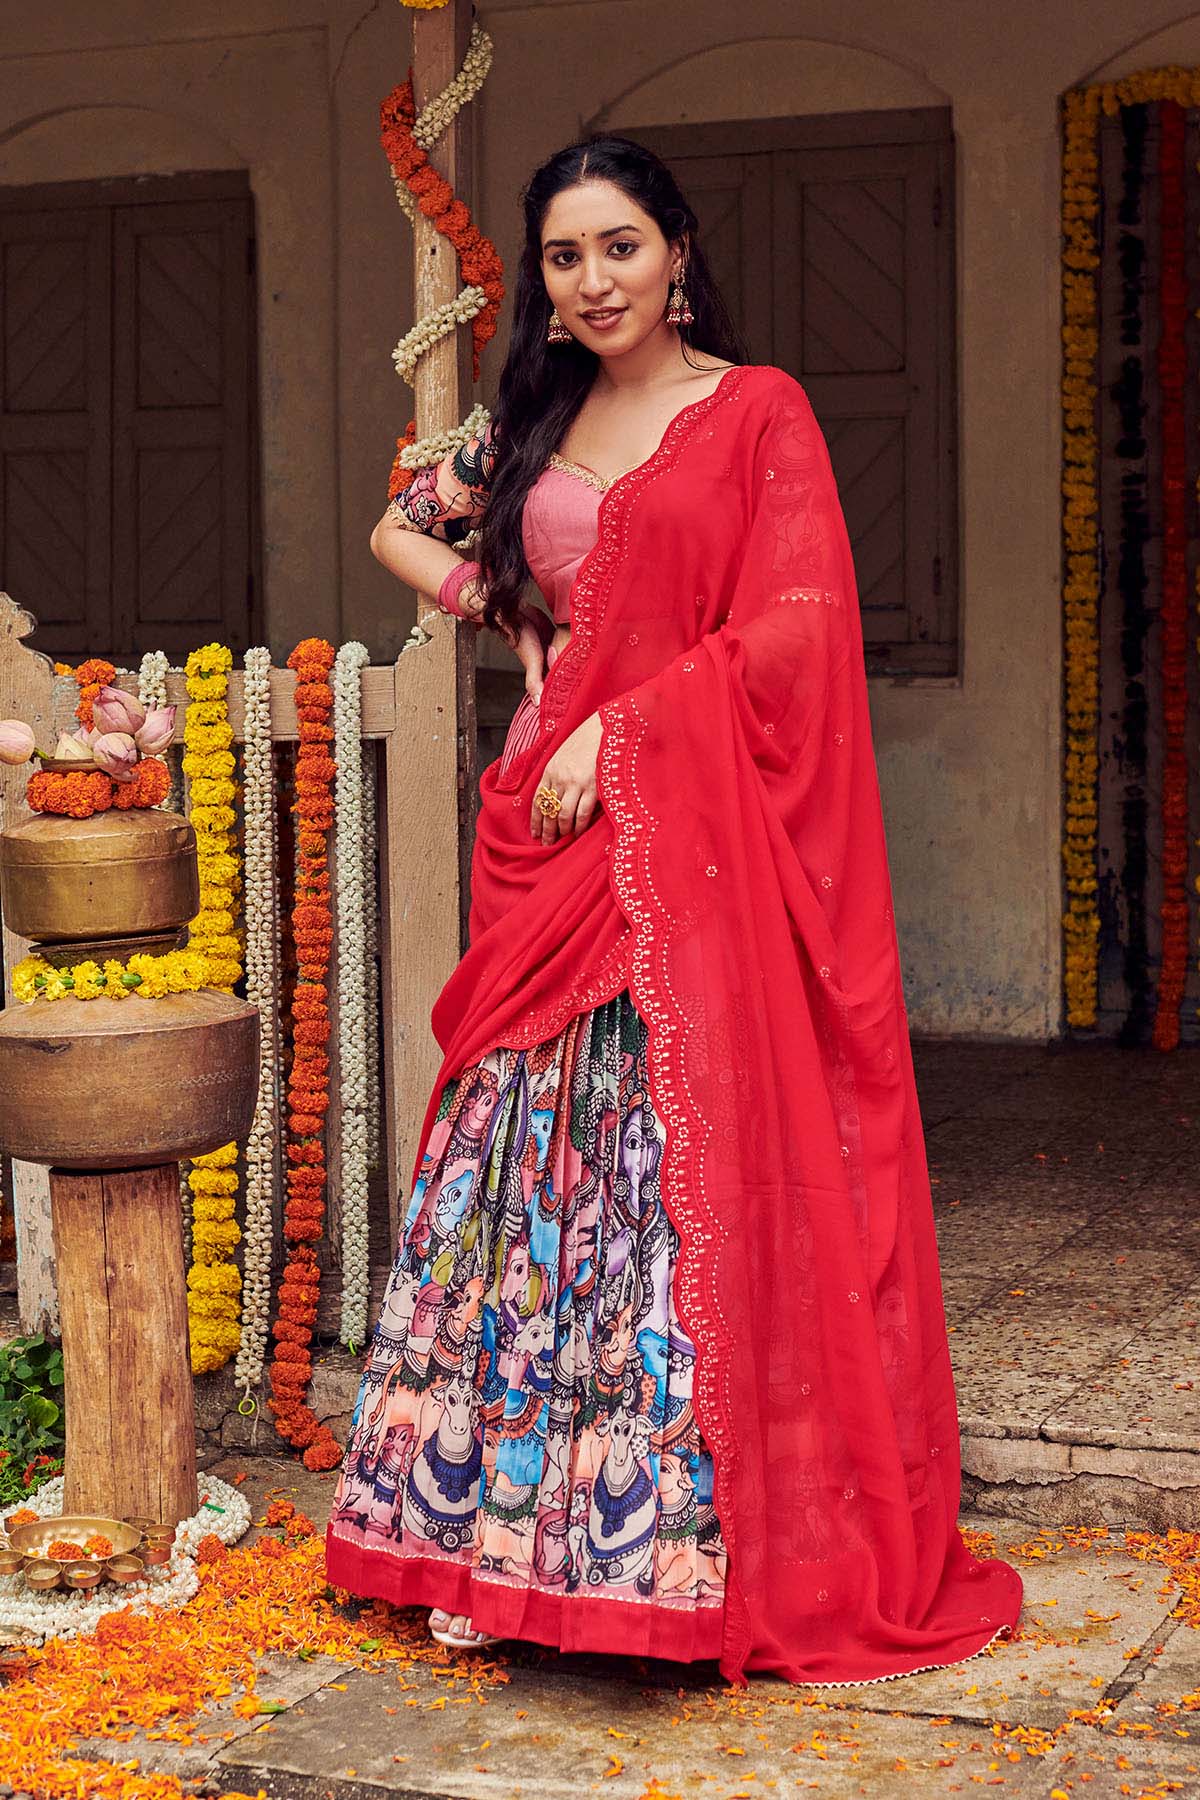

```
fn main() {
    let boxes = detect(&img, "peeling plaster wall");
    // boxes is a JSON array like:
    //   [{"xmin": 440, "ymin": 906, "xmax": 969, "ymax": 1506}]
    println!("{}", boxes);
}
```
[{"xmin": 4, "ymin": 2, "xmax": 1200, "ymax": 1034}]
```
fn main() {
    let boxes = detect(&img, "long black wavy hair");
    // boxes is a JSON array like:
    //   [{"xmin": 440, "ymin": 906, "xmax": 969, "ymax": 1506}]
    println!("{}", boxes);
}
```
[{"xmin": 477, "ymin": 135, "xmax": 748, "ymax": 634}]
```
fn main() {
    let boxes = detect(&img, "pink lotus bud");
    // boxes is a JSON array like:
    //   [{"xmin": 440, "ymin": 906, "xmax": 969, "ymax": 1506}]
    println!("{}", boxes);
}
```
[
  {"xmin": 92, "ymin": 731, "xmax": 138, "ymax": 782},
  {"xmin": 133, "ymin": 705, "xmax": 176, "ymax": 756},
  {"xmin": 0, "ymin": 720, "xmax": 34, "ymax": 765},
  {"xmin": 92, "ymin": 685, "xmax": 146, "ymax": 736},
  {"xmin": 53, "ymin": 732, "xmax": 93, "ymax": 762}
]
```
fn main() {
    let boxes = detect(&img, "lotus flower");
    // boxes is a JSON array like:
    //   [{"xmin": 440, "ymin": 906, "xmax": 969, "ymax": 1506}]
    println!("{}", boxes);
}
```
[
  {"xmin": 133, "ymin": 706, "xmax": 176, "ymax": 756},
  {"xmin": 92, "ymin": 685, "xmax": 146, "ymax": 736},
  {"xmin": 91, "ymin": 731, "xmax": 138, "ymax": 782},
  {"xmin": 52, "ymin": 733, "xmax": 93, "ymax": 762},
  {"xmin": 0, "ymin": 720, "xmax": 34, "ymax": 765}
]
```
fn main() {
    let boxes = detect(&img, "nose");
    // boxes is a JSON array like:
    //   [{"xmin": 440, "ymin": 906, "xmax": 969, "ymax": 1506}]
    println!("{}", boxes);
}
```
[{"xmin": 577, "ymin": 254, "xmax": 615, "ymax": 302}]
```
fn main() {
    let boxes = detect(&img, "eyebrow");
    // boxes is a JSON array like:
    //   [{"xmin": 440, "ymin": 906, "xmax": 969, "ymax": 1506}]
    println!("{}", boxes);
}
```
[{"xmin": 542, "ymin": 223, "xmax": 644, "ymax": 249}]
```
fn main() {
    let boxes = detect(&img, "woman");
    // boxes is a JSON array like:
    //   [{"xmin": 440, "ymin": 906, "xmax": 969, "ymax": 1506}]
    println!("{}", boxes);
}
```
[{"xmin": 327, "ymin": 135, "xmax": 1023, "ymax": 1684}]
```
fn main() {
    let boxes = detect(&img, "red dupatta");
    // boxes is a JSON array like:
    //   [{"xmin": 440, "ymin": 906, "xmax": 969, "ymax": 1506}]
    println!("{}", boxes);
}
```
[{"xmin": 414, "ymin": 365, "xmax": 1022, "ymax": 1683}]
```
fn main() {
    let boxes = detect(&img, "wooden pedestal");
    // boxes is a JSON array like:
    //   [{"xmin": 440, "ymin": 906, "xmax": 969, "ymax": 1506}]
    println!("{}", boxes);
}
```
[{"xmin": 49, "ymin": 1162, "xmax": 198, "ymax": 1524}]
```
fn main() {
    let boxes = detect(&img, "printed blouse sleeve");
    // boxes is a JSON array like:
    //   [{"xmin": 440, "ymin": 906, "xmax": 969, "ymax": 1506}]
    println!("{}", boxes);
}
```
[{"xmin": 384, "ymin": 421, "xmax": 497, "ymax": 546}]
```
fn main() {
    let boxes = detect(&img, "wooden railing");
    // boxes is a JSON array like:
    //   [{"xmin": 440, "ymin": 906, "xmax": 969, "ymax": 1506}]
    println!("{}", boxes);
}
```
[{"xmin": 0, "ymin": 592, "xmax": 472, "ymax": 1339}]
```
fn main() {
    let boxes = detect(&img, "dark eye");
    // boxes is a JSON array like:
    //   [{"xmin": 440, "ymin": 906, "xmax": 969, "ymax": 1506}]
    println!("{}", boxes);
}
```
[
  {"xmin": 549, "ymin": 250, "xmax": 578, "ymax": 268},
  {"xmin": 610, "ymin": 240, "xmax": 638, "ymax": 257}
]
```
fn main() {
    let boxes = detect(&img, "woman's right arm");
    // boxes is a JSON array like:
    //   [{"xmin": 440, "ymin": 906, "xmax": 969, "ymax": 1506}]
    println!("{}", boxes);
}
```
[{"xmin": 369, "ymin": 428, "xmax": 497, "ymax": 619}]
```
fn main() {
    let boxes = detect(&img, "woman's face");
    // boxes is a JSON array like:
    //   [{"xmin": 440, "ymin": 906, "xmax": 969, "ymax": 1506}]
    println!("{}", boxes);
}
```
[{"xmin": 540, "ymin": 179, "xmax": 680, "ymax": 358}]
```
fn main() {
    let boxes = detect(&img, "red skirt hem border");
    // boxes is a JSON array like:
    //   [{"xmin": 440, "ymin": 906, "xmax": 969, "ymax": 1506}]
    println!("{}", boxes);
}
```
[{"xmin": 325, "ymin": 1525, "xmax": 725, "ymax": 1665}]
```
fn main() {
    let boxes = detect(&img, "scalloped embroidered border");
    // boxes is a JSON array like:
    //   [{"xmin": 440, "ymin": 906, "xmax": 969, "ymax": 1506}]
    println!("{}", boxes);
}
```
[{"xmin": 494, "ymin": 365, "xmax": 748, "ymax": 796}]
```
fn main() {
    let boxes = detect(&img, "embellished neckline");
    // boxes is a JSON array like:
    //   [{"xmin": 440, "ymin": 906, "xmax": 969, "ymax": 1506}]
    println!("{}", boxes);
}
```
[
  {"xmin": 547, "ymin": 366, "xmax": 741, "ymax": 496},
  {"xmin": 545, "ymin": 452, "xmax": 623, "ymax": 494}
]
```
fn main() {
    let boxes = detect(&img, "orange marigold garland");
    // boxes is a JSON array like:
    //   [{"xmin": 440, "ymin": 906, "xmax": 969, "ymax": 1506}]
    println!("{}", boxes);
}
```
[
  {"xmin": 380, "ymin": 45, "xmax": 503, "ymax": 498},
  {"xmin": 268, "ymin": 638, "xmax": 341, "ymax": 1472}
]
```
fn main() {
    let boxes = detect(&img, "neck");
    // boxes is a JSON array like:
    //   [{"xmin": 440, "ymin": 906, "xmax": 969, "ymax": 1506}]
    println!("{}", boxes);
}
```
[{"xmin": 593, "ymin": 324, "xmax": 689, "ymax": 393}]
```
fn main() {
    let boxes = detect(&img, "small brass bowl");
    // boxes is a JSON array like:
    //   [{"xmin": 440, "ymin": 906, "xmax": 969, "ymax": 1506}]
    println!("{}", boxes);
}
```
[
  {"xmin": 0, "ymin": 1549, "xmax": 26, "ymax": 1577},
  {"xmin": 140, "ymin": 1541, "xmax": 172, "ymax": 1566},
  {"xmin": 105, "ymin": 1554, "xmax": 145, "ymax": 1585},
  {"xmin": 142, "ymin": 1524, "xmax": 176, "ymax": 1546},
  {"xmin": 64, "ymin": 1560, "xmax": 103, "ymax": 1590},
  {"xmin": 24, "ymin": 1560, "xmax": 62, "ymax": 1592}
]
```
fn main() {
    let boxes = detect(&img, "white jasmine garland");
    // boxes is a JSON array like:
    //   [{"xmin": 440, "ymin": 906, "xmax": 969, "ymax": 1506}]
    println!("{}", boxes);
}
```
[
  {"xmin": 234, "ymin": 646, "xmax": 279, "ymax": 1397},
  {"xmin": 333, "ymin": 642, "xmax": 372, "ymax": 1346},
  {"xmin": 391, "ymin": 289, "xmax": 487, "ymax": 387},
  {"xmin": 412, "ymin": 24, "xmax": 492, "ymax": 151},
  {"xmin": 398, "ymin": 403, "xmax": 491, "ymax": 472},
  {"xmin": 137, "ymin": 647, "xmax": 181, "ymax": 812},
  {"xmin": 0, "ymin": 1473, "xmax": 251, "ymax": 1644}
]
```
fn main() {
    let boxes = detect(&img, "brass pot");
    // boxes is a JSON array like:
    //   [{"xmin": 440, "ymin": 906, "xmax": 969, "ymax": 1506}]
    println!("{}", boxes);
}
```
[
  {"xmin": 0, "ymin": 990, "xmax": 259, "ymax": 1168},
  {"xmin": 0, "ymin": 807, "xmax": 198, "ymax": 945}
]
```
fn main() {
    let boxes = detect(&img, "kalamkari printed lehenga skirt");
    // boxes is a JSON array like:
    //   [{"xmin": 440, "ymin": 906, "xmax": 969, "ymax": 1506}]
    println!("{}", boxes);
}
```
[{"xmin": 327, "ymin": 990, "xmax": 728, "ymax": 1660}]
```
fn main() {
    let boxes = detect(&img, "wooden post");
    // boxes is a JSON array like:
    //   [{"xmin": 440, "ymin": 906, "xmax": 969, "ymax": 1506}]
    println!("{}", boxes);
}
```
[
  {"xmin": 51, "ymin": 1163, "xmax": 198, "ymax": 1523},
  {"xmin": 0, "ymin": 596, "xmax": 58, "ymax": 1335},
  {"xmin": 384, "ymin": 0, "xmax": 478, "ymax": 1231}
]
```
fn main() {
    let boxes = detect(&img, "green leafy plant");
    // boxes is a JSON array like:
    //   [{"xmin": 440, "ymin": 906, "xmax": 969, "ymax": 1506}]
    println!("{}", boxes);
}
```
[{"xmin": 0, "ymin": 1334, "xmax": 65, "ymax": 1506}]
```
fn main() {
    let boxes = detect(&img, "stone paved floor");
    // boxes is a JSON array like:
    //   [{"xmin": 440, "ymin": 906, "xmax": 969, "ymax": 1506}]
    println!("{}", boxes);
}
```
[
  {"xmin": 916, "ymin": 1041, "xmax": 1200, "ymax": 1530},
  {"xmin": 64, "ymin": 1454, "xmax": 1200, "ymax": 1800}
]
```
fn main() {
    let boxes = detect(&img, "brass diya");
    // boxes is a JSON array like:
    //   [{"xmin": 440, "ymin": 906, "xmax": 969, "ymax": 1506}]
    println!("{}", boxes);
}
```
[
  {"xmin": 7, "ymin": 1515, "xmax": 140, "ymax": 1561},
  {"xmin": 63, "ymin": 1561, "xmax": 103, "ymax": 1590},
  {"xmin": 104, "ymin": 1553, "xmax": 145, "ymax": 1584},
  {"xmin": 23, "ymin": 1560, "xmax": 61, "ymax": 1593},
  {"xmin": 0, "ymin": 1548, "xmax": 25, "ymax": 1577},
  {"xmin": 0, "ymin": 807, "xmax": 198, "ymax": 944},
  {"xmin": 140, "ymin": 1540, "xmax": 172, "ymax": 1566}
]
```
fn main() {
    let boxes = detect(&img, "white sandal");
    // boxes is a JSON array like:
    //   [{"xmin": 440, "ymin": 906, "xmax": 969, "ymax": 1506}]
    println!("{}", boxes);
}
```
[{"xmin": 429, "ymin": 1608, "xmax": 501, "ymax": 1652}]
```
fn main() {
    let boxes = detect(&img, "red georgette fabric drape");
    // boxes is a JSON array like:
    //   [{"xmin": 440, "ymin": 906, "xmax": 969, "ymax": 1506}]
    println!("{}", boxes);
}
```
[{"xmin": 406, "ymin": 365, "xmax": 1022, "ymax": 1683}]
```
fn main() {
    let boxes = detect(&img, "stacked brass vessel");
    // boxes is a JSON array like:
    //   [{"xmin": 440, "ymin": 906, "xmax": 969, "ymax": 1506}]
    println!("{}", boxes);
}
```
[{"xmin": 0, "ymin": 806, "xmax": 257, "ymax": 1167}]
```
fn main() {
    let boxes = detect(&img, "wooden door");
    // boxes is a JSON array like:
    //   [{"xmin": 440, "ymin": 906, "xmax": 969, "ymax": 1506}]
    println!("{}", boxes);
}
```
[
  {"xmin": 772, "ymin": 139, "xmax": 955, "ymax": 669},
  {"xmin": 0, "ymin": 175, "xmax": 259, "ymax": 662},
  {"xmin": 626, "ymin": 114, "xmax": 958, "ymax": 677},
  {"xmin": 0, "ymin": 208, "xmax": 112, "ymax": 654}
]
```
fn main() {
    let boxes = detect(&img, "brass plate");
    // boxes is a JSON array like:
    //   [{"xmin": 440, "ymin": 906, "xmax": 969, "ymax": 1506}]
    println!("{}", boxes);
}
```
[{"xmin": 7, "ymin": 1514, "xmax": 140, "ymax": 1559}]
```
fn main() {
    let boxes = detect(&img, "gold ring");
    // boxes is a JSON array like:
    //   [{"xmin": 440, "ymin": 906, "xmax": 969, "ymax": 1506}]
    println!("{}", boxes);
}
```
[{"xmin": 534, "ymin": 784, "xmax": 563, "ymax": 818}]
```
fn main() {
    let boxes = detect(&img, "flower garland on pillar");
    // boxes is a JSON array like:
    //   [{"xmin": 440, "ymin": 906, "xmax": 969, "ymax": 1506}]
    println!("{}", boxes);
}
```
[
  {"xmin": 1060, "ymin": 87, "xmax": 1102, "ymax": 1028},
  {"xmin": 1151, "ymin": 100, "xmax": 1191, "ymax": 1050},
  {"xmin": 380, "ymin": 23, "xmax": 503, "ymax": 494},
  {"xmin": 1112, "ymin": 103, "xmax": 1152, "ymax": 1043},
  {"xmin": 332, "ymin": 642, "xmax": 372, "ymax": 1347},
  {"xmin": 363, "ymin": 742, "xmax": 382, "ymax": 1171},
  {"xmin": 268, "ymin": 638, "xmax": 341, "ymax": 1471},
  {"xmin": 182, "ymin": 643, "xmax": 244, "ymax": 1373},
  {"xmin": 234, "ymin": 647, "xmax": 280, "ymax": 1399}
]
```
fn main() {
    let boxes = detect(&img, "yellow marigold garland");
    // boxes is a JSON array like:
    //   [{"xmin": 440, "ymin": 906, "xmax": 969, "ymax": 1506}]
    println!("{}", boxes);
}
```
[
  {"xmin": 11, "ymin": 949, "xmax": 208, "ymax": 1005},
  {"xmin": 183, "ymin": 644, "xmax": 243, "ymax": 1374}
]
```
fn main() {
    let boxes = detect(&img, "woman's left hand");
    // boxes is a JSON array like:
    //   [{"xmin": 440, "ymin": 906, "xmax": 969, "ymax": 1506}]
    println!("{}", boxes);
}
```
[{"xmin": 531, "ymin": 711, "xmax": 603, "ymax": 845}]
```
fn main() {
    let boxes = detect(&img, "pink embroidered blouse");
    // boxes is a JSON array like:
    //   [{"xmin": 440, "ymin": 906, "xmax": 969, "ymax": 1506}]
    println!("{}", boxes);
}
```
[{"xmin": 386, "ymin": 424, "xmax": 608, "ymax": 628}]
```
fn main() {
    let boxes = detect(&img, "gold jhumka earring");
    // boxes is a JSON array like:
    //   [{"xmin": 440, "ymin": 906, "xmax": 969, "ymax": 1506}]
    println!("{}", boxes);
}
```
[
  {"xmin": 546, "ymin": 307, "xmax": 572, "ymax": 344},
  {"xmin": 665, "ymin": 276, "xmax": 694, "ymax": 327}
]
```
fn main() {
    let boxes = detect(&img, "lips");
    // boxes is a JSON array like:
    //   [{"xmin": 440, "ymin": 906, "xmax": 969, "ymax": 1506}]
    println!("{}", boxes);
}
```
[{"xmin": 581, "ymin": 307, "xmax": 626, "ymax": 326}]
